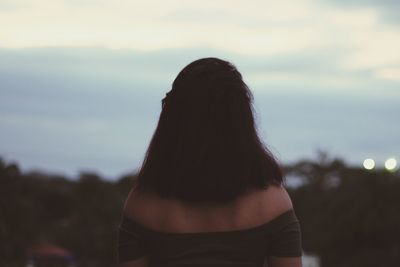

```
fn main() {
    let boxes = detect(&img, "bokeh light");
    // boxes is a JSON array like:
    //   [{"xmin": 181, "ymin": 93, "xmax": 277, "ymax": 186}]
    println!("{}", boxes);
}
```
[
  {"xmin": 385, "ymin": 158, "xmax": 397, "ymax": 171},
  {"xmin": 363, "ymin": 158, "xmax": 375, "ymax": 170}
]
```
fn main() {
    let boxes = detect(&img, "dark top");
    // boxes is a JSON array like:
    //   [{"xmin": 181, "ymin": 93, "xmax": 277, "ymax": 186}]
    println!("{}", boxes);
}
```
[{"xmin": 117, "ymin": 209, "xmax": 302, "ymax": 267}]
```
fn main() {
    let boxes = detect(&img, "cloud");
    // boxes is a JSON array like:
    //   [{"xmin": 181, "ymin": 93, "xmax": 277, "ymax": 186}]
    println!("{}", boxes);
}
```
[
  {"xmin": 0, "ymin": 47, "xmax": 399, "ymax": 177},
  {"xmin": 375, "ymin": 68, "xmax": 400, "ymax": 81},
  {"xmin": 0, "ymin": 0, "xmax": 399, "ymax": 176},
  {"xmin": 1, "ymin": 0, "xmax": 398, "ymax": 79},
  {"xmin": 327, "ymin": 0, "xmax": 400, "ymax": 24},
  {"xmin": 0, "ymin": 0, "xmax": 33, "ymax": 11}
]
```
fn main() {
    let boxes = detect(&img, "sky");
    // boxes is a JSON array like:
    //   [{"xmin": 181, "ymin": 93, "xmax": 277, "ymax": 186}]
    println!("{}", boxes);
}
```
[{"xmin": 0, "ymin": 0, "xmax": 399, "ymax": 179}]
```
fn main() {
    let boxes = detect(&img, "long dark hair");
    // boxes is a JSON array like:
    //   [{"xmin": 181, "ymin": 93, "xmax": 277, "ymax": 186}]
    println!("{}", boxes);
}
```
[{"xmin": 135, "ymin": 57, "xmax": 282, "ymax": 203}]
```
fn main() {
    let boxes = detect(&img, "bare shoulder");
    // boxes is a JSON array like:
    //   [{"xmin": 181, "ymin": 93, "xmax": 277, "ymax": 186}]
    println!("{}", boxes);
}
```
[
  {"xmin": 262, "ymin": 184, "xmax": 293, "ymax": 212},
  {"xmin": 122, "ymin": 188, "xmax": 161, "ymax": 221},
  {"xmin": 122, "ymin": 184, "xmax": 294, "ymax": 231},
  {"xmin": 122, "ymin": 188, "xmax": 192, "ymax": 231},
  {"xmin": 238, "ymin": 184, "xmax": 294, "ymax": 223}
]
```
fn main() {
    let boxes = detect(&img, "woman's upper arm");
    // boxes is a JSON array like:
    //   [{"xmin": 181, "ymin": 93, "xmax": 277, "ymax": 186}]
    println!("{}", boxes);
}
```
[
  {"xmin": 119, "ymin": 189, "xmax": 151, "ymax": 265},
  {"xmin": 265, "ymin": 185, "xmax": 303, "ymax": 266},
  {"xmin": 268, "ymin": 256, "xmax": 302, "ymax": 267}
]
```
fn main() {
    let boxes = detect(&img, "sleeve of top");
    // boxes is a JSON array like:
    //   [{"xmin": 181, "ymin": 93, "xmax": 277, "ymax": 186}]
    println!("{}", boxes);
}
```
[
  {"xmin": 117, "ymin": 216, "xmax": 148, "ymax": 263},
  {"xmin": 268, "ymin": 212, "xmax": 302, "ymax": 257}
]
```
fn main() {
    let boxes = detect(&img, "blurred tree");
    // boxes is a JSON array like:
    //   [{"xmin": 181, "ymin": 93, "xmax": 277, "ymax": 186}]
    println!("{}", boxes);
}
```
[
  {"xmin": 1, "ymin": 155, "xmax": 399, "ymax": 267},
  {"xmin": 285, "ymin": 150, "xmax": 346, "ymax": 189},
  {"xmin": 287, "ymin": 152, "xmax": 400, "ymax": 267}
]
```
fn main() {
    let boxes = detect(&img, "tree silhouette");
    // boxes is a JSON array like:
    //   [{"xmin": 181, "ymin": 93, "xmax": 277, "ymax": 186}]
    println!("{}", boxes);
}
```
[{"xmin": 1, "ymin": 155, "xmax": 399, "ymax": 267}]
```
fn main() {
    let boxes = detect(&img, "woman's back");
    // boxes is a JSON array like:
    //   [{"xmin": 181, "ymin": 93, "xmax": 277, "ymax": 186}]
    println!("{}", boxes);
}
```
[
  {"xmin": 117, "ymin": 58, "xmax": 302, "ymax": 267},
  {"xmin": 123, "ymin": 185, "xmax": 293, "ymax": 234},
  {"xmin": 119, "ymin": 185, "xmax": 302, "ymax": 267}
]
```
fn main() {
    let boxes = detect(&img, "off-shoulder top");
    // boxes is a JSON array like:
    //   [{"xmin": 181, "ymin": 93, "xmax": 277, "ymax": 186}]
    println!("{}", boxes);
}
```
[{"xmin": 117, "ymin": 209, "xmax": 302, "ymax": 267}]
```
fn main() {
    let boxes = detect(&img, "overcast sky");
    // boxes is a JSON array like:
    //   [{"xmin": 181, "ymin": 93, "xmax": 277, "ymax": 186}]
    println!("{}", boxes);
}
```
[{"xmin": 0, "ymin": 0, "xmax": 399, "ymax": 179}]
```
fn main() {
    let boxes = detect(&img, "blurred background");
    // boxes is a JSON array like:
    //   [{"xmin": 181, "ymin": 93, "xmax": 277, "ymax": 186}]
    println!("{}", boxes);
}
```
[{"xmin": 0, "ymin": 0, "xmax": 399, "ymax": 266}]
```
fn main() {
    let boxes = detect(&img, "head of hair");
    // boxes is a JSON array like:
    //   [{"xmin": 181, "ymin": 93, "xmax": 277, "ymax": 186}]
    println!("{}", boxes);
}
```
[{"xmin": 135, "ymin": 57, "xmax": 283, "ymax": 203}]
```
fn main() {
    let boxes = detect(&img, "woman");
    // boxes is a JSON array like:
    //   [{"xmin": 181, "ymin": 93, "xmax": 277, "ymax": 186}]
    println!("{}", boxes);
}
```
[{"xmin": 118, "ymin": 58, "xmax": 302, "ymax": 267}]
